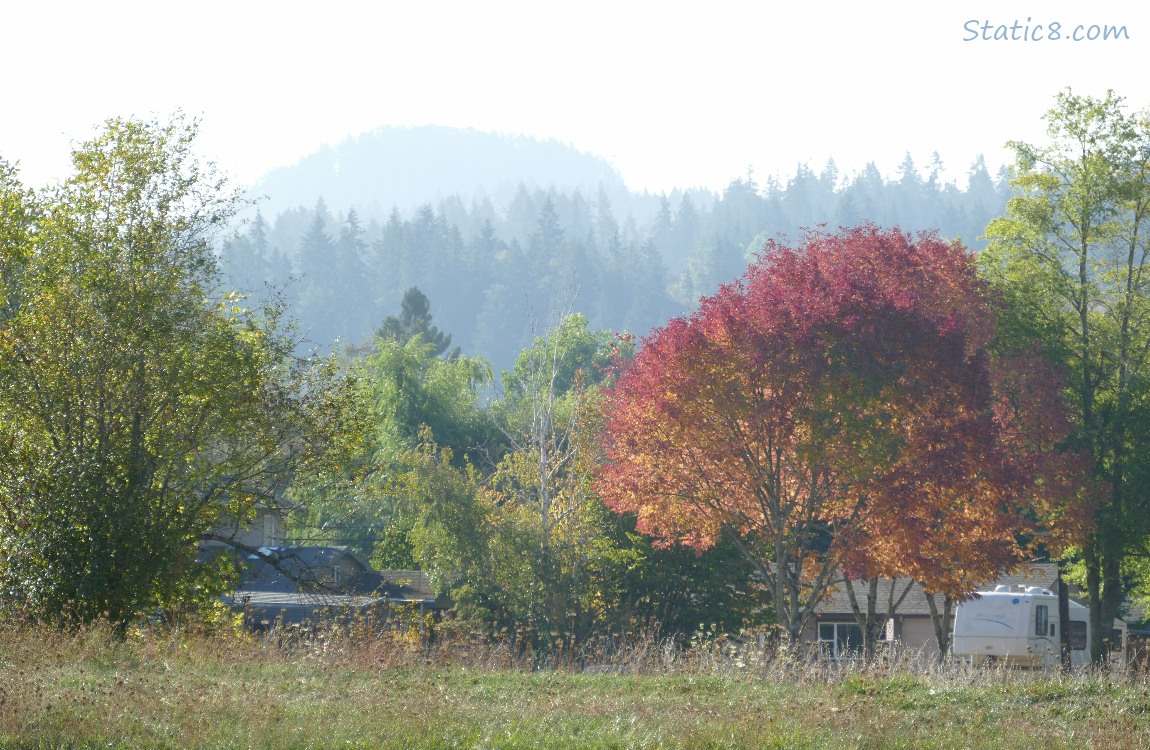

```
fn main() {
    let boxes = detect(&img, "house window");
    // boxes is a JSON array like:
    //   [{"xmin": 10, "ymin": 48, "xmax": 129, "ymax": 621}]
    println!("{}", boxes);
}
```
[
  {"xmin": 1035, "ymin": 605, "xmax": 1049, "ymax": 637},
  {"xmin": 818, "ymin": 622, "xmax": 863, "ymax": 659}
]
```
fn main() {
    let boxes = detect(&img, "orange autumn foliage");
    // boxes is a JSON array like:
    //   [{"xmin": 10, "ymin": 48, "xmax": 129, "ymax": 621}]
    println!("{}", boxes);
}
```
[{"xmin": 595, "ymin": 225, "xmax": 1090, "ymax": 639}]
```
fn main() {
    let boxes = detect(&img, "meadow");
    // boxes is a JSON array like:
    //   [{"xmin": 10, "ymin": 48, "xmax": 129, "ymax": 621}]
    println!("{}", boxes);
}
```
[{"xmin": 1, "ymin": 618, "xmax": 1148, "ymax": 749}]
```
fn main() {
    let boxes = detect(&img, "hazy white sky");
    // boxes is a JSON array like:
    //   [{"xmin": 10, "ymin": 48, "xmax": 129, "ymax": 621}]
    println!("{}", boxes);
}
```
[{"xmin": 2, "ymin": 1, "xmax": 1146, "ymax": 194}]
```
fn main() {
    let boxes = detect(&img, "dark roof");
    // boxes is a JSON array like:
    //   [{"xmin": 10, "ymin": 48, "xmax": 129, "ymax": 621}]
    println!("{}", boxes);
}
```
[
  {"xmin": 213, "ymin": 543, "xmax": 451, "ymax": 627},
  {"xmin": 228, "ymin": 566, "xmax": 449, "ymax": 626},
  {"xmin": 225, "ymin": 544, "xmax": 445, "ymax": 603},
  {"xmin": 236, "ymin": 545, "xmax": 375, "ymax": 594}
]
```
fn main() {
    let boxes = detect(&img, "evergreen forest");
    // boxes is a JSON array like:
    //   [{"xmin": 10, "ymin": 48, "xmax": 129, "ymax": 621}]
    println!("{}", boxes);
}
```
[{"xmin": 219, "ymin": 128, "xmax": 1010, "ymax": 375}]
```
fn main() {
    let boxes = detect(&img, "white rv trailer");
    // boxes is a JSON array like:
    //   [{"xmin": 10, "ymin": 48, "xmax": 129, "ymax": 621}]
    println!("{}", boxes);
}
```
[{"xmin": 952, "ymin": 585, "xmax": 1096, "ymax": 668}]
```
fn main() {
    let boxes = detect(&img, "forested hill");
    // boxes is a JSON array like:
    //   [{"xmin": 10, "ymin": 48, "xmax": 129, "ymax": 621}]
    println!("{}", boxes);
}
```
[
  {"xmin": 222, "ymin": 127, "xmax": 1011, "ymax": 375},
  {"xmin": 246, "ymin": 125, "xmax": 634, "ymax": 221}
]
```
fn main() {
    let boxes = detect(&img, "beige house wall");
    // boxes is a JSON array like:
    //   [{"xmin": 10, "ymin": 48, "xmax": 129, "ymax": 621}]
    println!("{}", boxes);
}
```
[
  {"xmin": 799, "ymin": 615, "xmax": 947, "ymax": 657},
  {"xmin": 203, "ymin": 506, "xmax": 284, "ymax": 549},
  {"xmin": 895, "ymin": 616, "xmax": 943, "ymax": 658}
]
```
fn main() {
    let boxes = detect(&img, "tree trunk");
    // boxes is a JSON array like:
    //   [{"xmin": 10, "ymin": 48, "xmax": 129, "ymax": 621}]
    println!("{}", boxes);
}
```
[
  {"xmin": 1102, "ymin": 549, "xmax": 1123, "ymax": 660},
  {"xmin": 843, "ymin": 576, "xmax": 914, "ymax": 661},
  {"xmin": 1086, "ymin": 524, "xmax": 1124, "ymax": 663},
  {"xmin": 843, "ymin": 577, "xmax": 880, "ymax": 660},
  {"xmin": 1058, "ymin": 559, "xmax": 1071, "ymax": 672},
  {"xmin": 1086, "ymin": 544, "xmax": 1104, "ymax": 661},
  {"xmin": 925, "ymin": 593, "xmax": 954, "ymax": 663}
]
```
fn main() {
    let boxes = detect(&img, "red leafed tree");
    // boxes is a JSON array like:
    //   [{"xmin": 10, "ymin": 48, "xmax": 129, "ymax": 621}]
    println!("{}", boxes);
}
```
[{"xmin": 595, "ymin": 225, "xmax": 1084, "ymax": 646}]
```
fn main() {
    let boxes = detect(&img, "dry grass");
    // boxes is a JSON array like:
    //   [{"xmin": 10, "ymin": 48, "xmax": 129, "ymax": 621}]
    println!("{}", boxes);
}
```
[{"xmin": 1, "ymin": 617, "xmax": 1148, "ymax": 749}]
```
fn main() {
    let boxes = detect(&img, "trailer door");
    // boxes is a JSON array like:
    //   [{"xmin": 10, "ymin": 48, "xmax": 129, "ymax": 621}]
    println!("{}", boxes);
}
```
[{"xmin": 1029, "ymin": 601, "xmax": 1059, "ymax": 666}]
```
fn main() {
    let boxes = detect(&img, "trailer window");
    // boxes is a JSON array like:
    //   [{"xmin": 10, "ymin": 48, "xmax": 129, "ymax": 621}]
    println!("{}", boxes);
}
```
[
  {"xmin": 1035, "ymin": 605, "xmax": 1049, "ymax": 637},
  {"xmin": 1067, "ymin": 621, "xmax": 1087, "ymax": 650}
]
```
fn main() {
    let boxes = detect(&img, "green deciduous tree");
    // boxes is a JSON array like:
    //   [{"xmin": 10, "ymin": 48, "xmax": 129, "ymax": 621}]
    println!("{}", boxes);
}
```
[
  {"xmin": 481, "ymin": 313, "xmax": 626, "ymax": 640},
  {"xmin": 983, "ymin": 89, "xmax": 1150, "ymax": 658},
  {"xmin": 294, "ymin": 331, "xmax": 496, "ymax": 562},
  {"xmin": 0, "ymin": 116, "xmax": 353, "ymax": 625},
  {"xmin": 364, "ymin": 336, "xmax": 496, "ymax": 467}
]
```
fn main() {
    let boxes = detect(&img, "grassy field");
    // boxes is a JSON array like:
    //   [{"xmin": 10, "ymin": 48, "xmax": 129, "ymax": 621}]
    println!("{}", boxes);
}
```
[{"xmin": 1, "ymin": 621, "xmax": 1148, "ymax": 749}]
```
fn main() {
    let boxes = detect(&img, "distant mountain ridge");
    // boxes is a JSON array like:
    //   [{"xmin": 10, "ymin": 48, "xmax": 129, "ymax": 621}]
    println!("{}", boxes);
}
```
[
  {"xmin": 225, "ymin": 129, "xmax": 1010, "ymax": 374},
  {"xmin": 247, "ymin": 125, "xmax": 630, "ymax": 219}
]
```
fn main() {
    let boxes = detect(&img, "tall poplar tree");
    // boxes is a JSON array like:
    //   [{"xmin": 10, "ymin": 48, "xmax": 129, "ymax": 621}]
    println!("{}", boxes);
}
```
[{"xmin": 983, "ymin": 89, "xmax": 1150, "ymax": 659}]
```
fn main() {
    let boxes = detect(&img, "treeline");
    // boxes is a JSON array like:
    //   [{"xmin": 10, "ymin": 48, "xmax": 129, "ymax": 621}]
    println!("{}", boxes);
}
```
[
  {"xmin": 220, "ymin": 154, "xmax": 1009, "ymax": 373},
  {"xmin": 268, "ymin": 85, "xmax": 1150, "ymax": 657},
  {"xmin": 22, "ymin": 101, "xmax": 1146, "ymax": 659},
  {"xmin": 286, "ymin": 298, "xmax": 768, "ymax": 642}
]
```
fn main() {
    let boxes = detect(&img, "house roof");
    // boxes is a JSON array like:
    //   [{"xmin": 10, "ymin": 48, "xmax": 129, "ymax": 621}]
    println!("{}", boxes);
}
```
[
  {"xmin": 228, "ymin": 567, "xmax": 449, "ymax": 626},
  {"xmin": 235, "ymin": 545, "xmax": 374, "ymax": 593},
  {"xmin": 815, "ymin": 564, "xmax": 1069, "ymax": 617},
  {"xmin": 206, "ymin": 542, "xmax": 452, "ymax": 627},
  {"xmin": 225, "ymin": 544, "xmax": 444, "ymax": 603}
]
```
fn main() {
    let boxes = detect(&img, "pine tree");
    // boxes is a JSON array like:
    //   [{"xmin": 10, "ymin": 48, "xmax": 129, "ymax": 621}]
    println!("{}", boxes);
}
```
[{"xmin": 377, "ymin": 287, "xmax": 460, "ymax": 359}]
